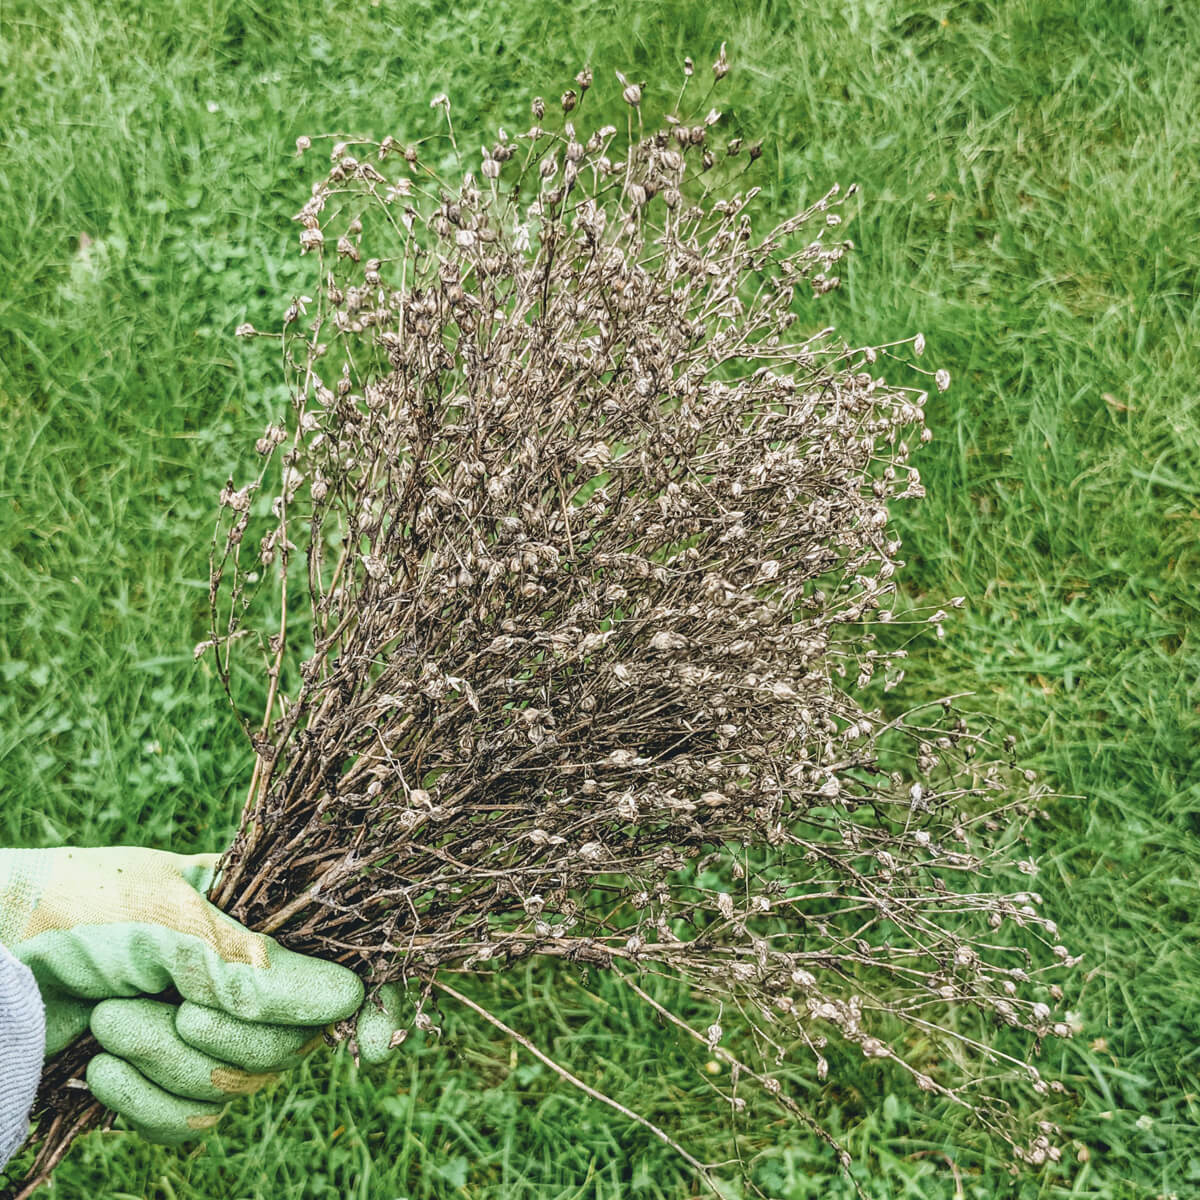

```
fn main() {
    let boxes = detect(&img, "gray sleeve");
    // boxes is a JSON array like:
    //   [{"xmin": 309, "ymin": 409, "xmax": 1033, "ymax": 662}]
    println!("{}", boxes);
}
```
[{"xmin": 0, "ymin": 940, "xmax": 46, "ymax": 1169}]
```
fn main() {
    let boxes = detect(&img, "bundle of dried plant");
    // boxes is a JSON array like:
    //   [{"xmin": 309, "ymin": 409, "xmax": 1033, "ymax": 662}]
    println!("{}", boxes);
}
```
[{"xmin": 10, "ymin": 48, "xmax": 1076, "ymax": 1199}]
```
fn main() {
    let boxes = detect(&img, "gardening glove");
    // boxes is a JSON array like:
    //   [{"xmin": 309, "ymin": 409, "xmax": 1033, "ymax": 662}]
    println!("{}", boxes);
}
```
[{"xmin": 0, "ymin": 846, "xmax": 403, "ymax": 1146}]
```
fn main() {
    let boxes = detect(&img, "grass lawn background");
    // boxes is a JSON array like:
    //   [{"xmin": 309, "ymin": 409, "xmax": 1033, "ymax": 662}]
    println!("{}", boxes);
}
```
[{"xmin": 1, "ymin": 0, "xmax": 1197, "ymax": 1196}]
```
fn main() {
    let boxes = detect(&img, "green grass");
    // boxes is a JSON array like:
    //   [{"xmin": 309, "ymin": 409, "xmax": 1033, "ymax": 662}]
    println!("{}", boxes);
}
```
[{"xmin": 2, "ymin": 0, "xmax": 1198, "ymax": 1195}]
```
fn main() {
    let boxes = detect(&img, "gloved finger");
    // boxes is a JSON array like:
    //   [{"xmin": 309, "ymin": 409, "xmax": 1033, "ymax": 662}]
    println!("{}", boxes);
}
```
[
  {"xmin": 91, "ymin": 998, "xmax": 279, "ymax": 1101},
  {"xmin": 176, "ymin": 1000, "xmax": 326, "ymax": 1072},
  {"xmin": 166, "ymin": 918, "xmax": 366, "ymax": 1027},
  {"xmin": 86, "ymin": 1052, "xmax": 226, "ymax": 1145},
  {"xmin": 174, "ymin": 850, "xmax": 366, "ymax": 1026},
  {"xmin": 356, "ymin": 982, "xmax": 408, "ymax": 1065},
  {"xmin": 41, "ymin": 993, "xmax": 95, "ymax": 1056}
]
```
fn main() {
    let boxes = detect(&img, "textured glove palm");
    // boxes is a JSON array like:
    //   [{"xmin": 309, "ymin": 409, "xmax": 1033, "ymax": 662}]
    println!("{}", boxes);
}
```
[{"xmin": 0, "ymin": 846, "xmax": 404, "ymax": 1145}]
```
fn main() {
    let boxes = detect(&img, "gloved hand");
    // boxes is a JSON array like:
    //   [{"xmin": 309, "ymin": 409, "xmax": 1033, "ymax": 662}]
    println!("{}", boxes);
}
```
[{"xmin": 0, "ymin": 846, "xmax": 406, "ymax": 1146}]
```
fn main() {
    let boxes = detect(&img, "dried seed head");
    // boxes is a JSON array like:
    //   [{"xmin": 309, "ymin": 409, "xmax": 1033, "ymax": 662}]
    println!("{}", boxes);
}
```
[
  {"xmin": 713, "ymin": 42, "xmax": 730, "ymax": 79},
  {"xmin": 615, "ymin": 69, "xmax": 641, "ymax": 106}
]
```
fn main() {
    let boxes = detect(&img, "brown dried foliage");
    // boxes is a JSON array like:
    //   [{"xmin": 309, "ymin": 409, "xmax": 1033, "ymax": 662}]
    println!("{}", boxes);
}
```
[{"xmin": 11, "ymin": 50, "xmax": 1074, "ymax": 1199}]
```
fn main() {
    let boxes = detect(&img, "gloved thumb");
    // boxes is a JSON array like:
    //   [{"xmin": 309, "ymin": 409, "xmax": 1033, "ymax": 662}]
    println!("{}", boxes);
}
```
[{"xmin": 355, "ymin": 982, "xmax": 409, "ymax": 1064}]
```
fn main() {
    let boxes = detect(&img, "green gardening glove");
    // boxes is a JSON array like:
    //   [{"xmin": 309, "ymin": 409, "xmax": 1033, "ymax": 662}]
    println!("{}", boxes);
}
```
[{"xmin": 0, "ymin": 846, "xmax": 406, "ymax": 1146}]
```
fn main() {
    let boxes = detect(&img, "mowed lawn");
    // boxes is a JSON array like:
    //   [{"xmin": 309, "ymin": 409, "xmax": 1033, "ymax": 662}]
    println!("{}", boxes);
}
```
[{"xmin": 2, "ymin": 0, "xmax": 1198, "ymax": 1197}]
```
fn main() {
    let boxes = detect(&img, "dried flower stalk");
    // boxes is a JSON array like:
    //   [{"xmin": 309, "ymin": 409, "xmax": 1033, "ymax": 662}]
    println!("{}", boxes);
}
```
[{"xmin": 8, "ymin": 49, "xmax": 1074, "ymax": 1198}]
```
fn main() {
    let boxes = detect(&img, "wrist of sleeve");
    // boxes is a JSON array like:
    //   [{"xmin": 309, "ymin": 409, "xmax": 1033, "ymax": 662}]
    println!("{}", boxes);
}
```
[{"xmin": 0, "ymin": 940, "xmax": 46, "ymax": 1169}]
